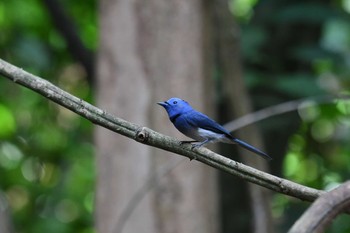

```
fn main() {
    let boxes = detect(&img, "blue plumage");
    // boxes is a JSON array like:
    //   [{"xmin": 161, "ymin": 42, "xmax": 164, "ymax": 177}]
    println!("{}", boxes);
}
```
[{"xmin": 158, "ymin": 97, "xmax": 272, "ymax": 160}]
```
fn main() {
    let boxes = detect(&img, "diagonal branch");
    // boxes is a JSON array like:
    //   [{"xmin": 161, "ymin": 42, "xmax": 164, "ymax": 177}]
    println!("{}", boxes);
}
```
[{"xmin": 0, "ymin": 58, "xmax": 324, "ymax": 202}]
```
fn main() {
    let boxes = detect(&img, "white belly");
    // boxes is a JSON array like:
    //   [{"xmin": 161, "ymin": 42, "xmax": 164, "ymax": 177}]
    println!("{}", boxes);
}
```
[{"xmin": 197, "ymin": 128, "xmax": 233, "ymax": 144}]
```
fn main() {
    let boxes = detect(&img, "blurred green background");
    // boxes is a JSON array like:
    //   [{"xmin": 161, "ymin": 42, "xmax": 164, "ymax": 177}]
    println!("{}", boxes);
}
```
[
  {"xmin": 0, "ymin": 0, "xmax": 96, "ymax": 232},
  {"xmin": 0, "ymin": 0, "xmax": 350, "ymax": 232}
]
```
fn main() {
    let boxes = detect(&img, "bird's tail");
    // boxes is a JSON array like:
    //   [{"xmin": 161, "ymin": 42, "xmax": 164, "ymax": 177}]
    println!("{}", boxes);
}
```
[{"xmin": 232, "ymin": 138, "xmax": 272, "ymax": 161}]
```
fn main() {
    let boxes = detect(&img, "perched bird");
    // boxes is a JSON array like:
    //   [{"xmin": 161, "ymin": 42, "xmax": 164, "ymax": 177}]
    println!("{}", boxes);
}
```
[{"xmin": 158, "ymin": 97, "xmax": 272, "ymax": 160}]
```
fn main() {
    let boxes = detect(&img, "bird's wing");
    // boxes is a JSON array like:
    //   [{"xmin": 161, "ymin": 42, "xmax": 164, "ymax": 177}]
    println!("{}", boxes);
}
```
[
  {"xmin": 184, "ymin": 111, "xmax": 233, "ymax": 137},
  {"xmin": 184, "ymin": 111, "xmax": 272, "ymax": 160}
]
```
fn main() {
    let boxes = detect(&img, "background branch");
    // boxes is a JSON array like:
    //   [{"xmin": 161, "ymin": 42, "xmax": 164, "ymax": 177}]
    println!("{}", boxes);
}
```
[
  {"xmin": 42, "ymin": 0, "xmax": 95, "ymax": 85},
  {"xmin": 224, "ymin": 95, "xmax": 350, "ymax": 132},
  {"xmin": 114, "ymin": 158, "xmax": 186, "ymax": 233},
  {"xmin": 0, "ymin": 58, "xmax": 324, "ymax": 201}
]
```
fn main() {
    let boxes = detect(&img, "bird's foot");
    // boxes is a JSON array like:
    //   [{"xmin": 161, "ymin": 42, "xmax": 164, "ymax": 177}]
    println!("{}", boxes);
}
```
[
  {"xmin": 190, "ymin": 142, "xmax": 203, "ymax": 149},
  {"xmin": 179, "ymin": 140, "xmax": 197, "ymax": 146},
  {"xmin": 179, "ymin": 141, "xmax": 200, "ymax": 160}
]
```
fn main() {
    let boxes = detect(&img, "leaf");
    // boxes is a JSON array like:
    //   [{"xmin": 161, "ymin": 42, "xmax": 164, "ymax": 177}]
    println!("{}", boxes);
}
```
[{"xmin": 0, "ymin": 104, "xmax": 16, "ymax": 138}]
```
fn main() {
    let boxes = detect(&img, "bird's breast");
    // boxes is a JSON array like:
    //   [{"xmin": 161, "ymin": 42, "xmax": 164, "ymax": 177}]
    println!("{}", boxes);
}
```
[{"xmin": 173, "ymin": 116, "xmax": 203, "ymax": 141}]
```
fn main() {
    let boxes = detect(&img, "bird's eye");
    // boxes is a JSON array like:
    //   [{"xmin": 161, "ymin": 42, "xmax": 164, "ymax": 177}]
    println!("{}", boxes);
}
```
[{"xmin": 173, "ymin": 101, "xmax": 177, "ymax": 104}]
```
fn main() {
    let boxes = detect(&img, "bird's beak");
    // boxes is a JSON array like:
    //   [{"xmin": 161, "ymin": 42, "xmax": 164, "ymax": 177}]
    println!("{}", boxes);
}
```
[{"xmin": 157, "ymin": 101, "xmax": 168, "ymax": 107}]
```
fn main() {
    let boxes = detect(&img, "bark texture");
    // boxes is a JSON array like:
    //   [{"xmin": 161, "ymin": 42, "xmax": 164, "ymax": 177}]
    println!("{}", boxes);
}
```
[{"xmin": 96, "ymin": 1, "xmax": 218, "ymax": 233}]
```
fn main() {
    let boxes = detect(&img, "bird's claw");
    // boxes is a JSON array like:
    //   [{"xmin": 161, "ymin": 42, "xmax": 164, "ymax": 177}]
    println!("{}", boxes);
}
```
[
  {"xmin": 190, "ymin": 144, "xmax": 197, "ymax": 149},
  {"xmin": 179, "ymin": 140, "xmax": 197, "ymax": 146},
  {"xmin": 190, "ymin": 143, "xmax": 202, "ymax": 150}
]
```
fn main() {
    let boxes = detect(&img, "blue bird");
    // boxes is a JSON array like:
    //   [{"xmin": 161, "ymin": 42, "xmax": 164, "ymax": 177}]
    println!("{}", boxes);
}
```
[{"xmin": 158, "ymin": 97, "xmax": 272, "ymax": 160}]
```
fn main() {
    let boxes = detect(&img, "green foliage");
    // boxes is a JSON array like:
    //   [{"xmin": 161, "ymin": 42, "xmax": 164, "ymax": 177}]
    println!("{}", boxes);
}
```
[
  {"xmin": 0, "ymin": 105, "xmax": 16, "ymax": 138},
  {"xmin": 0, "ymin": 0, "xmax": 96, "ymax": 232},
  {"xmin": 238, "ymin": 0, "xmax": 350, "ymax": 232},
  {"xmin": 1, "ymin": 0, "xmax": 350, "ymax": 232},
  {"xmin": 229, "ymin": 0, "xmax": 259, "ymax": 21},
  {"xmin": 273, "ymin": 73, "xmax": 324, "ymax": 97}
]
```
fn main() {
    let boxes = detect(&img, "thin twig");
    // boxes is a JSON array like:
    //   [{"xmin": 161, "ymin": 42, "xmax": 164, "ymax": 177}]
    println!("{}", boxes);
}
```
[
  {"xmin": 42, "ymin": 0, "xmax": 95, "ymax": 84},
  {"xmin": 0, "ymin": 58, "xmax": 324, "ymax": 201},
  {"xmin": 114, "ymin": 157, "xmax": 186, "ymax": 233},
  {"xmin": 224, "ymin": 95, "xmax": 350, "ymax": 132}
]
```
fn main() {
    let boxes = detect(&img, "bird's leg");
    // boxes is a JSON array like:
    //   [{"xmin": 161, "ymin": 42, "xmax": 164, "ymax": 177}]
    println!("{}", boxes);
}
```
[
  {"xmin": 179, "ymin": 140, "xmax": 198, "ymax": 145},
  {"xmin": 191, "ymin": 139, "xmax": 213, "ymax": 149}
]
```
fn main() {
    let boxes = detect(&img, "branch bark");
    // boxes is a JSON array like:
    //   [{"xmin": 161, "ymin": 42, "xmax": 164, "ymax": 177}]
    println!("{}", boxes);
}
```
[
  {"xmin": 288, "ymin": 181, "xmax": 350, "ymax": 233},
  {"xmin": 0, "ymin": 58, "xmax": 324, "ymax": 201}
]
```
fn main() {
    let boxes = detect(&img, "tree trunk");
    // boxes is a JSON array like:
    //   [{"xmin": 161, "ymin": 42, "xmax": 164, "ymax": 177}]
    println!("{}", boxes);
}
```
[
  {"xmin": 0, "ymin": 191, "xmax": 14, "ymax": 233},
  {"xmin": 96, "ymin": 1, "xmax": 218, "ymax": 233}
]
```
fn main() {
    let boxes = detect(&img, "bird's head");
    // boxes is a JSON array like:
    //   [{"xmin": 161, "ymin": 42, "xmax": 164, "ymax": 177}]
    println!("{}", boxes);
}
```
[{"xmin": 157, "ymin": 97, "xmax": 192, "ymax": 117}]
